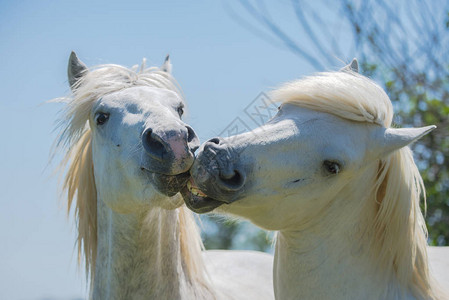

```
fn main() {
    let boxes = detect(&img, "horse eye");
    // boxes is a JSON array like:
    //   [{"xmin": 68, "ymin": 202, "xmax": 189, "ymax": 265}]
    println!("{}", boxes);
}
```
[
  {"xmin": 177, "ymin": 106, "xmax": 184, "ymax": 117},
  {"xmin": 323, "ymin": 160, "xmax": 341, "ymax": 175},
  {"xmin": 95, "ymin": 113, "xmax": 110, "ymax": 125}
]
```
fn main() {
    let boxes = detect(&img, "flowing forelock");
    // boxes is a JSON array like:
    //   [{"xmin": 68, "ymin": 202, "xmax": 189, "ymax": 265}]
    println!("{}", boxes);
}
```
[{"xmin": 271, "ymin": 71, "xmax": 393, "ymax": 127}]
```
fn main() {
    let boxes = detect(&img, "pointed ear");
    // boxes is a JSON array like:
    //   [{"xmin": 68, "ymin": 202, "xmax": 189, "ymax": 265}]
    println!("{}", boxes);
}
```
[
  {"xmin": 160, "ymin": 54, "xmax": 172, "ymax": 73},
  {"xmin": 68, "ymin": 51, "xmax": 88, "ymax": 90},
  {"xmin": 370, "ymin": 125, "xmax": 436, "ymax": 158},
  {"xmin": 340, "ymin": 58, "xmax": 359, "ymax": 73}
]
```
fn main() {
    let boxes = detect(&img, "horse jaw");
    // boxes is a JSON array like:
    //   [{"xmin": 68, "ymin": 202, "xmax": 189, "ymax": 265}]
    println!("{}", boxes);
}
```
[{"xmin": 181, "ymin": 178, "xmax": 224, "ymax": 213}]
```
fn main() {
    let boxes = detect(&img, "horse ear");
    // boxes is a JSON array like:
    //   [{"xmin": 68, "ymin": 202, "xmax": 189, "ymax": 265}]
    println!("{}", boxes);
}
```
[
  {"xmin": 340, "ymin": 58, "xmax": 359, "ymax": 73},
  {"xmin": 68, "ymin": 51, "xmax": 88, "ymax": 90},
  {"xmin": 161, "ymin": 54, "xmax": 172, "ymax": 73},
  {"xmin": 371, "ymin": 125, "xmax": 436, "ymax": 158}
]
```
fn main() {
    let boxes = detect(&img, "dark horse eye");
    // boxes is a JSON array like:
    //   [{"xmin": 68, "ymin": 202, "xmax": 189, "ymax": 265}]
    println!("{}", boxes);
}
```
[
  {"xmin": 323, "ymin": 160, "xmax": 341, "ymax": 175},
  {"xmin": 177, "ymin": 106, "xmax": 184, "ymax": 117},
  {"xmin": 96, "ymin": 113, "xmax": 109, "ymax": 125}
]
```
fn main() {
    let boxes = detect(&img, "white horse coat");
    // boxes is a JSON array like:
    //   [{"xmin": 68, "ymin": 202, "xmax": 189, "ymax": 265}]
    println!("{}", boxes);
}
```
[
  {"xmin": 56, "ymin": 52, "xmax": 274, "ymax": 300},
  {"xmin": 183, "ymin": 62, "xmax": 449, "ymax": 300}
]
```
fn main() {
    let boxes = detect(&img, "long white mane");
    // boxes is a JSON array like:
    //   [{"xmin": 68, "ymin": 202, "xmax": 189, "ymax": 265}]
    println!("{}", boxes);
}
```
[
  {"xmin": 271, "ymin": 71, "xmax": 437, "ymax": 299},
  {"xmin": 55, "ymin": 61, "xmax": 207, "ymax": 287}
]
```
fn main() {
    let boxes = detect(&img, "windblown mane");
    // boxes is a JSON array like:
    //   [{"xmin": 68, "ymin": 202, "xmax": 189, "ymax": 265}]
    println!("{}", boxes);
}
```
[
  {"xmin": 271, "ymin": 71, "xmax": 437, "ymax": 299},
  {"xmin": 55, "ymin": 61, "xmax": 207, "ymax": 287}
]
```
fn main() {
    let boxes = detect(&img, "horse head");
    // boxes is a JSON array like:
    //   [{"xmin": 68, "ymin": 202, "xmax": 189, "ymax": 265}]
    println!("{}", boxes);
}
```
[
  {"xmin": 182, "ymin": 69, "xmax": 434, "ymax": 231},
  {"xmin": 64, "ymin": 52, "xmax": 199, "ymax": 213}
]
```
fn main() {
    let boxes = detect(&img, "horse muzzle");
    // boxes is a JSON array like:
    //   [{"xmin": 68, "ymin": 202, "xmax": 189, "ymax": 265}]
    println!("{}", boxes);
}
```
[
  {"xmin": 140, "ymin": 124, "xmax": 200, "ymax": 196},
  {"xmin": 181, "ymin": 137, "xmax": 247, "ymax": 213},
  {"xmin": 142, "ymin": 124, "xmax": 198, "ymax": 170}
]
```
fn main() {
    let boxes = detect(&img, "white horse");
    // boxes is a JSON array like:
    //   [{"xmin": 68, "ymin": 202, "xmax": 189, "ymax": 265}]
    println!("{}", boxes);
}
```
[
  {"xmin": 182, "ymin": 61, "xmax": 449, "ymax": 300},
  {"xmin": 55, "ymin": 52, "xmax": 274, "ymax": 299}
]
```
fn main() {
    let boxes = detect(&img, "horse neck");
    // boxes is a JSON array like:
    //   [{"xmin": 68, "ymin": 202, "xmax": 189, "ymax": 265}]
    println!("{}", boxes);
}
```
[
  {"xmin": 92, "ymin": 196, "xmax": 211, "ymax": 300},
  {"xmin": 274, "ymin": 167, "xmax": 412, "ymax": 300}
]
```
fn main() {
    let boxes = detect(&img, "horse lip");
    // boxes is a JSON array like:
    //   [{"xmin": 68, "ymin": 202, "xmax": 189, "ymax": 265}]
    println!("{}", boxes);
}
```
[
  {"xmin": 190, "ymin": 173, "xmax": 243, "ymax": 203},
  {"xmin": 140, "ymin": 149, "xmax": 194, "ymax": 176},
  {"xmin": 141, "ymin": 167, "xmax": 191, "ymax": 197},
  {"xmin": 140, "ymin": 166, "xmax": 190, "ymax": 178},
  {"xmin": 157, "ymin": 170, "xmax": 191, "ymax": 181},
  {"xmin": 180, "ymin": 172, "xmax": 246, "ymax": 213},
  {"xmin": 180, "ymin": 185, "xmax": 225, "ymax": 214}
]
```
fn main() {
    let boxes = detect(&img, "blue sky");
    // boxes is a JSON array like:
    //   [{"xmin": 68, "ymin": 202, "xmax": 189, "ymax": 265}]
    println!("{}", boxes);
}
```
[{"xmin": 0, "ymin": 1, "xmax": 352, "ymax": 299}]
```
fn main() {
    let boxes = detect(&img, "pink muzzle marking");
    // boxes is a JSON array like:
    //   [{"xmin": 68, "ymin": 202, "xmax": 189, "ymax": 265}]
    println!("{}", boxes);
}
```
[{"xmin": 166, "ymin": 133, "xmax": 189, "ymax": 160}]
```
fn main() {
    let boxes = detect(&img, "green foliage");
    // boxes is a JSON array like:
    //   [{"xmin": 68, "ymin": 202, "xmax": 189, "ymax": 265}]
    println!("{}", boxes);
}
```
[{"xmin": 200, "ymin": 215, "xmax": 274, "ymax": 252}]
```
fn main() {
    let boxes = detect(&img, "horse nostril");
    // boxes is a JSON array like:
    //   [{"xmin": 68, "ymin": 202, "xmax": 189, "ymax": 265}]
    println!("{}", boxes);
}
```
[
  {"xmin": 186, "ymin": 126, "xmax": 195, "ymax": 143},
  {"xmin": 218, "ymin": 169, "xmax": 245, "ymax": 191},
  {"xmin": 186, "ymin": 125, "xmax": 200, "ymax": 153},
  {"xmin": 209, "ymin": 138, "xmax": 220, "ymax": 145},
  {"xmin": 203, "ymin": 137, "xmax": 222, "ymax": 153},
  {"xmin": 142, "ymin": 128, "xmax": 168, "ymax": 160}
]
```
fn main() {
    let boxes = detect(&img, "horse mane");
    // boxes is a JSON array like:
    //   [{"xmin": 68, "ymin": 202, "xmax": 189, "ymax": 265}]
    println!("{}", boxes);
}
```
[
  {"xmin": 270, "ymin": 71, "xmax": 438, "ymax": 299},
  {"xmin": 55, "ymin": 61, "xmax": 208, "ymax": 288},
  {"xmin": 178, "ymin": 205, "xmax": 213, "ymax": 294}
]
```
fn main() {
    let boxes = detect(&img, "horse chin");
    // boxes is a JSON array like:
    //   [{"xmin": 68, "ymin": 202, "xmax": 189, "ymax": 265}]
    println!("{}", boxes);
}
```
[
  {"xmin": 150, "ymin": 171, "xmax": 191, "ymax": 197},
  {"xmin": 180, "ymin": 180, "xmax": 224, "ymax": 213}
]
